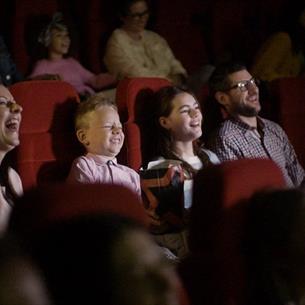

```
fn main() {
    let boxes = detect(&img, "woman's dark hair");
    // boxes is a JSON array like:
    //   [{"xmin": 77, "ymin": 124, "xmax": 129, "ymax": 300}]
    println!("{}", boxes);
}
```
[
  {"xmin": 0, "ymin": 155, "xmax": 18, "ymax": 206},
  {"xmin": 142, "ymin": 86, "xmax": 211, "ymax": 177},
  {"xmin": 116, "ymin": 0, "xmax": 150, "ymax": 17},
  {"xmin": 29, "ymin": 214, "xmax": 143, "ymax": 305},
  {"xmin": 243, "ymin": 189, "xmax": 305, "ymax": 305}
]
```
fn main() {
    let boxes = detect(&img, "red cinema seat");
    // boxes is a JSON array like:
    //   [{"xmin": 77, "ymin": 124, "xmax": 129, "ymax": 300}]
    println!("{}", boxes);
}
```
[
  {"xmin": 9, "ymin": 80, "xmax": 81, "ymax": 190},
  {"xmin": 179, "ymin": 158, "xmax": 286, "ymax": 305},
  {"xmin": 116, "ymin": 77, "xmax": 171, "ymax": 123},
  {"xmin": 269, "ymin": 77, "xmax": 305, "ymax": 168},
  {"xmin": 10, "ymin": 183, "xmax": 149, "ymax": 234},
  {"xmin": 115, "ymin": 77, "xmax": 172, "ymax": 170}
]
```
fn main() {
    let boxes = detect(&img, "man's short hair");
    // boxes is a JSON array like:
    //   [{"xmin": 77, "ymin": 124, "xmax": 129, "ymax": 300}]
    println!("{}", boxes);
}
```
[
  {"xmin": 117, "ymin": 0, "xmax": 151, "ymax": 18},
  {"xmin": 208, "ymin": 61, "xmax": 247, "ymax": 95}
]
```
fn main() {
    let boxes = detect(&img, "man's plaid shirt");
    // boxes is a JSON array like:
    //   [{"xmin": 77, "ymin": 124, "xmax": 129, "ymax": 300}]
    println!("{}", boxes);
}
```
[{"xmin": 208, "ymin": 117, "xmax": 305, "ymax": 188}]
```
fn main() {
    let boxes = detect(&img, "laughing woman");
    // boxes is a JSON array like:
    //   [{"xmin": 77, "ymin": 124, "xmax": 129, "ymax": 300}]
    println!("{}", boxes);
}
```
[{"xmin": 0, "ymin": 84, "xmax": 23, "ymax": 234}]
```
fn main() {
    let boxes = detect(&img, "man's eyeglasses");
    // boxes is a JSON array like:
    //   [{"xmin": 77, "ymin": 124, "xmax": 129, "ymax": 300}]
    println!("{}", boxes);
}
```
[
  {"xmin": 128, "ymin": 10, "xmax": 150, "ymax": 19},
  {"xmin": 226, "ymin": 78, "xmax": 260, "ymax": 92}
]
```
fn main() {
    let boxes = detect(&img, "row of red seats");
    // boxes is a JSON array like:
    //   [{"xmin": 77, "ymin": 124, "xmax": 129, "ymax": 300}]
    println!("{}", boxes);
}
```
[
  {"xmin": 9, "ymin": 75, "xmax": 304, "ymax": 191},
  {"xmin": 2, "ymin": 0, "xmax": 291, "ymax": 76}
]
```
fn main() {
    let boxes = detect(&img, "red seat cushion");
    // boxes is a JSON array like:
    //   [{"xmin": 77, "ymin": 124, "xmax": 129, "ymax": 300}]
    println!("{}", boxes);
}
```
[
  {"xmin": 10, "ymin": 183, "xmax": 149, "ymax": 234},
  {"xmin": 9, "ymin": 80, "xmax": 81, "ymax": 190}
]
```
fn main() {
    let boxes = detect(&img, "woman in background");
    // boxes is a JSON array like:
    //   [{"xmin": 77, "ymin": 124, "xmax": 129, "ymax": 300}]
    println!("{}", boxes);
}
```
[{"xmin": 104, "ymin": 0, "xmax": 187, "ymax": 86}]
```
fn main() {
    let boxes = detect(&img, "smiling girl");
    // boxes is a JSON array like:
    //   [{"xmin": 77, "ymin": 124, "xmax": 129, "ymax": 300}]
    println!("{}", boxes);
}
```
[{"xmin": 142, "ymin": 86, "xmax": 219, "ymax": 260}]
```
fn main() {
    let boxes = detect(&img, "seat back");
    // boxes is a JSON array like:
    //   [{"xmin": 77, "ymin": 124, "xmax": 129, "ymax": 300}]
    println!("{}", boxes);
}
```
[
  {"xmin": 10, "ymin": 183, "xmax": 149, "ymax": 234},
  {"xmin": 9, "ymin": 181, "xmax": 190, "ymax": 305},
  {"xmin": 116, "ymin": 77, "xmax": 171, "ymax": 123},
  {"xmin": 115, "ymin": 77, "xmax": 171, "ymax": 170},
  {"xmin": 9, "ymin": 80, "xmax": 81, "ymax": 190},
  {"xmin": 182, "ymin": 159, "xmax": 286, "ymax": 305},
  {"xmin": 269, "ymin": 77, "xmax": 305, "ymax": 168}
]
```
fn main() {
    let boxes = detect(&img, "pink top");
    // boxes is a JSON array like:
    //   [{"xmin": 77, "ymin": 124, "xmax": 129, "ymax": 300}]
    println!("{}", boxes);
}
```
[
  {"xmin": 30, "ymin": 57, "xmax": 95, "ymax": 95},
  {"xmin": 67, "ymin": 153, "xmax": 141, "ymax": 198}
]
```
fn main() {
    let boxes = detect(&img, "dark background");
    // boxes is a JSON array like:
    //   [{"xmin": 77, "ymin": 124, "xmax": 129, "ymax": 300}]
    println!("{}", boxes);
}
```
[{"xmin": 0, "ymin": 0, "xmax": 300, "ymax": 76}]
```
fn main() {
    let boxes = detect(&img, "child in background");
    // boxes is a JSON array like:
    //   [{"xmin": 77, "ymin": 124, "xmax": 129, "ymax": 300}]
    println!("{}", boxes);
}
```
[
  {"xmin": 29, "ymin": 13, "xmax": 116, "ymax": 99},
  {"xmin": 67, "ymin": 94, "xmax": 141, "ymax": 197}
]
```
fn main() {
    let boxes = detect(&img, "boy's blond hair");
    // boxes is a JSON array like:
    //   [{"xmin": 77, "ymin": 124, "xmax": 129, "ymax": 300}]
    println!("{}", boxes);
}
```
[{"xmin": 75, "ymin": 95, "xmax": 117, "ymax": 131}]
